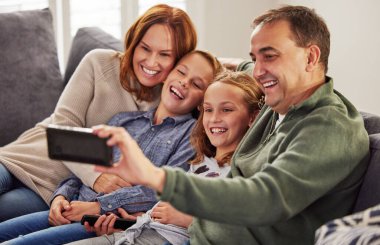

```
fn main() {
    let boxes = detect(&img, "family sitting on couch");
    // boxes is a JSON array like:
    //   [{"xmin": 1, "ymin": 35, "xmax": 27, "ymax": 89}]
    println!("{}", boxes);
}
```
[{"xmin": 0, "ymin": 3, "xmax": 378, "ymax": 245}]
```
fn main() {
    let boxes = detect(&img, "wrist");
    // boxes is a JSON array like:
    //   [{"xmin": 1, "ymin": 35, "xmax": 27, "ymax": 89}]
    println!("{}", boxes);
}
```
[{"xmin": 147, "ymin": 167, "xmax": 166, "ymax": 193}]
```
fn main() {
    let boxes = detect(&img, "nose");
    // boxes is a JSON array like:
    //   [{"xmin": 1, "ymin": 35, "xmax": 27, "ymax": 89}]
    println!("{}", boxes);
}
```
[
  {"xmin": 146, "ymin": 53, "xmax": 158, "ymax": 67},
  {"xmin": 179, "ymin": 79, "xmax": 189, "ymax": 88},
  {"xmin": 210, "ymin": 111, "xmax": 221, "ymax": 122},
  {"xmin": 253, "ymin": 61, "xmax": 266, "ymax": 80}
]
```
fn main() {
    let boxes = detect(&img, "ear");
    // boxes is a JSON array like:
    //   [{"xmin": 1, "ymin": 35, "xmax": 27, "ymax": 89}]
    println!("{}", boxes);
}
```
[
  {"xmin": 306, "ymin": 45, "xmax": 321, "ymax": 72},
  {"xmin": 248, "ymin": 110, "xmax": 260, "ymax": 127}
]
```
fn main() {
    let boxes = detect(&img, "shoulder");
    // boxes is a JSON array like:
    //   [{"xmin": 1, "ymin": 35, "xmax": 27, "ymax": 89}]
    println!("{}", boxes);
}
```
[
  {"xmin": 83, "ymin": 49, "xmax": 120, "ymax": 64},
  {"xmin": 107, "ymin": 111, "xmax": 147, "ymax": 126}
]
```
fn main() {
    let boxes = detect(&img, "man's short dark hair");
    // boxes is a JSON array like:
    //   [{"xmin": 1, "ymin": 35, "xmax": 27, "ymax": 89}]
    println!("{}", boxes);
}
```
[{"xmin": 253, "ymin": 5, "xmax": 330, "ymax": 73}]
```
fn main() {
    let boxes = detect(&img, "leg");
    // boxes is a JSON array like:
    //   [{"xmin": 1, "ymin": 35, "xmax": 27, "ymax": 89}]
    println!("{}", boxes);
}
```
[
  {"xmin": 0, "ymin": 163, "xmax": 13, "ymax": 193},
  {"xmin": 66, "ymin": 231, "xmax": 125, "ymax": 245},
  {"xmin": 128, "ymin": 229, "xmax": 169, "ymax": 245},
  {"xmin": 3, "ymin": 222, "xmax": 96, "ymax": 245},
  {"xmin": 0, "ymin": 210, "xmax": 51, "ymax": 242},
  {"xmin": 0, "ymin": 163, "xmax": 48, "ymax": 222}
]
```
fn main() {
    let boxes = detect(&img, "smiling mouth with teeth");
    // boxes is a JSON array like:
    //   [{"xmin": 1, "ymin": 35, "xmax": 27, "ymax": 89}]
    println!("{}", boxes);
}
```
[
  {"xmin": 210, "ymin": 127, "xmax": 227, "ymax": 134},
  {"xmin": 263, "ymin": 80, "xmax": 278, "ymax": 88},
  {"xmin": 142, "ymin": 66, "xmax": 158, "ymax": 75},
  {"xmin": 170, "ymin": 86, "xmax": 184, "ymax": 100}
]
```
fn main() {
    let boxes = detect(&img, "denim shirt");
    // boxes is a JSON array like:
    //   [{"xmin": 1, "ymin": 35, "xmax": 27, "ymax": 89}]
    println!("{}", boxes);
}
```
[{"xmin": 52, "ymin": 109, "xmax": 194, "ymax": 214}]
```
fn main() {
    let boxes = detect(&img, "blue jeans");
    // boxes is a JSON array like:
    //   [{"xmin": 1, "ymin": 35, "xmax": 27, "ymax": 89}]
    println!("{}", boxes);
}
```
[
  {"xmin": 0, "ymin": 163, "xmax": 49, "ymax": 221},
  {"xmin": 0, "ymin": 210, "xmax": 96, "ymax": 244}
]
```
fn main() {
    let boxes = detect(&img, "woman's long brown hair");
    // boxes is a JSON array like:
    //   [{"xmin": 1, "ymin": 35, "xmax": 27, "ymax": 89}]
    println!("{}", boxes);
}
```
[{"xmin": 119, "ymin": 4, "xmax": 197, "ymax": 101}]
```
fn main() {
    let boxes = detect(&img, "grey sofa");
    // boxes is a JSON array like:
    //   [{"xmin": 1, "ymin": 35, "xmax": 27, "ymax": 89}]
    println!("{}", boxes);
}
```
[
  {"xmin": 1, "ymin": 7, "xmax": 380, "ymax": 224},
  {"xmin": 0, "ymin": 8, "xmax": 122, "ymax": 146}
]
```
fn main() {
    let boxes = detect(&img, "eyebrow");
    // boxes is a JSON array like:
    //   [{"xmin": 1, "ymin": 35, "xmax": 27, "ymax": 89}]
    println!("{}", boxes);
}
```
[
  {"xmin": 203, "ymin": 101, "xmax": 236, "ymax": 106},
  {"xmin": 140, "ymin": 41, "xmax": 173, "ymax": 52},
  {"xmin": 250, "ymin": 46, "xmax": 279, "ymax": 58}
]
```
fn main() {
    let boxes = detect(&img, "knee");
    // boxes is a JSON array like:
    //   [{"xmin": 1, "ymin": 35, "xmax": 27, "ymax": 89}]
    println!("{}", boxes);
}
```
[{"xmin": 0, "ymin": 163, "xmax": 13, "ymax": 193}]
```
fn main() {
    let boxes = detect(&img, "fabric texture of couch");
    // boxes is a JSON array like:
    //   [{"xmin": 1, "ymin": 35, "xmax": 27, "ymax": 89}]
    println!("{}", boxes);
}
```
[
  {"xmin": 353, "ymin": 112, "xmax": 380, "ymax": 212},
  {"xmin": 0, "ymin": 8, "xmax": 122, "ymax": 146},
  {"xmin": 0, "ymin": 8, "xmax": 62, "ymax": 146}
]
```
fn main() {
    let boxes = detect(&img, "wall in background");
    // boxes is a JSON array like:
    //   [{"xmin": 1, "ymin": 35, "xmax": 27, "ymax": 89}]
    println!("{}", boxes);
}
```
[
  {"xmin": 1, "ymin": 0, "xmax": 378, "ymax": 114},
  {"xmin": 192, "ymin": 0, "xmax": 380, "ymax": 115}
]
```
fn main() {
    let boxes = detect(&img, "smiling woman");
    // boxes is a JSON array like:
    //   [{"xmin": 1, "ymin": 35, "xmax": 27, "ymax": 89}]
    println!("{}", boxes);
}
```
[{"xmin": 0, "ymin": 3, "xmax": 197, "ymax": 223}]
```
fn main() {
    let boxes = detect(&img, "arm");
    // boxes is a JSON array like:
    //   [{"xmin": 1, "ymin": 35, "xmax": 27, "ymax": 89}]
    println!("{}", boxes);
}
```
[
  {"xmin": 217, "ymin": 57, "xmax": 246, "ymax": 71},
  {"xmin": 159, "ymin": 109, "xmax": 369, "ymax": 226},
  {"xmin": 151, "ymin": 201, "xmax": 193, "ymax": 228},
  {"xmin": 50, "ymin": 50, "xmax": 102, "ymax": 186},
  {"xmin": 50, "ymin": 175, "xmax": 82, "ymax": 203},
  {"xmin": 51, "ymin": 50, "xmax": 133, "ymax": 191},
  {"xmin": 93, "ymin": 107, "xmax": 369, "ymax": 226},
  {"xmin": 95, "ymin": 123, "xmax": 195, "ymax": 213}
]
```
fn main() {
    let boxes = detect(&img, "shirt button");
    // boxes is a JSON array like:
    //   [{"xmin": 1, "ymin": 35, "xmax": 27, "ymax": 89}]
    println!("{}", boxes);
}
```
[
  {"xmin": 108, "ymin": 204, "xmax": 112, "ymax": 209},
  {"xmin": 151, "ymin": 128, "xmax": 155, "ymax": 131},
  {"xmin": 167, "ymin": 140, "xmax": 171, "ymax": 144}
]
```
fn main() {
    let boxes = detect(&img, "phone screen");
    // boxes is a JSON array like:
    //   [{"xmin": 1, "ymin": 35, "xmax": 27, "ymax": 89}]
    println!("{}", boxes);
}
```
[{"xmin": 46, "ymin": 125, "xmax": 113, "ymax": 166}]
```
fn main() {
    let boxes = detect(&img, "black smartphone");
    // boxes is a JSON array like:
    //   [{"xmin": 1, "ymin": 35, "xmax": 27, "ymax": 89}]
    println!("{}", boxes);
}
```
[
  {"xmin": 46, "ymin": 124, "xmax": 113, "ymax": 166},
  {"xmin": 81, "ymin": 214, "xmax": 136, "ymax": 230}
]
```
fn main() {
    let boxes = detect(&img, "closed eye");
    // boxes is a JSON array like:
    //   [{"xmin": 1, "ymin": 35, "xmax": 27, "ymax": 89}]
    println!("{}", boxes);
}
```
[{"xmin": 222, "ymin": 108, "xmax": 233, "ymax": 112}]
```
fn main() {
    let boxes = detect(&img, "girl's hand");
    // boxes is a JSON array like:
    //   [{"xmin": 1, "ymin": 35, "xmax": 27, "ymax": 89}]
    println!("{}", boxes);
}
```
[
  {"xmin": 92, "ymin": 125, "xmax": 166, "ymax": 192},
  {"xmin": 49, "ymin": 195, "xmax": 71, "ymax": 226},
  {"xmin": 83, "ymin": 213, "xmax": 122, "ymax": 236},
  {"xmin": 62, "ymin": 201, "xmax": 100, "ymax": 221},
  {"xmin": 151, "ymin": 201, "xmax": 193, "ymax": 228},
  {"xmin": 117, "ymin": 207, "xmax": 141, "ymax": 220}
]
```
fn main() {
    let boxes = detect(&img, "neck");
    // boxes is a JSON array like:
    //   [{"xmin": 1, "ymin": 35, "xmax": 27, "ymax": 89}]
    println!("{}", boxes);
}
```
[
  {"xmin": 275, "ymin": 74, "xmax": 326, "ymax": 114},
  {"xmin": 153, "ymin": 103, "xmax": 169, "ymax": 125},
  {"xmin": 215, "ymin": 147, "xmax": 234, "ymax": 162}
]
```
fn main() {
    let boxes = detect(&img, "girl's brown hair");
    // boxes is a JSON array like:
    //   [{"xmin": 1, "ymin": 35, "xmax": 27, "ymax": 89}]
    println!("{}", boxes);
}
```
[
  {"xmin": 190, "ymin": 71, "xmax": 264, "ymax": 166},
  {"xmin": 119, "ymin": 4, "xmax": 197, "ymax": 101}
]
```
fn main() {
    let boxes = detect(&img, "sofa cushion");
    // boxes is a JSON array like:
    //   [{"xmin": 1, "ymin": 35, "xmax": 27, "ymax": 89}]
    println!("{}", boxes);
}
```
[
  {"xmin": 361, "ymin": 111, "xmax": 380, "ymax": 135},
  {"xmin": 64, "ymin": 27, "xmax": 123, "ymax": 86},
  {"xmin": 0, "ymin": 8, "xmax": 63, "ymax": 146},
  {"xmin": 353, "ymin": 133, "xmax": 380, "ymax": 212}
]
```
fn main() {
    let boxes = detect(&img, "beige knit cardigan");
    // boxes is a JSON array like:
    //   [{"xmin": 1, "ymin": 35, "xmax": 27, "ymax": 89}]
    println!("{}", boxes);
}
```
[{"xmin": 0, "ymin": 49, "xmax": 160, "ymax": 204}]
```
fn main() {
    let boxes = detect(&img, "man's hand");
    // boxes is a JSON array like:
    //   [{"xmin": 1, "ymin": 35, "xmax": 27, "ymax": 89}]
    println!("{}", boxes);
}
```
[
  {"xmin": 62, "ymin": 201, "xmax": 100, "ymax": 222},
  {"xmin": 151, "ymin": 201, "xmax": 193, "ymax": 228},
  {"xmin": 217, "ymin": 57, "xmax": 246, "ymax": 71},
  {"xmin": 49, "ymin": 195, "xmax": 72, "ymax": 226},
  {"xmin": 93, "ymin": 173, "xmax": 132, "ymax": 194},
  {"xmin": 92, "ymin": 125, "xmax": 166, "ymax": 193}
]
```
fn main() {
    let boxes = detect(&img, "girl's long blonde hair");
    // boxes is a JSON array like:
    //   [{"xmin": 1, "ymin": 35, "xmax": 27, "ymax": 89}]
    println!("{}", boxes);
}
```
[{"xmin": 190, "ymin": 71, "xmax": 264, "ymax": 166}]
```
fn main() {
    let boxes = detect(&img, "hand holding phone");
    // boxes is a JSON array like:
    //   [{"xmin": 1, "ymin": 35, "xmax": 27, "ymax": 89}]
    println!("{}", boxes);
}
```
[
  {"xmin": 81, "ymin": 214, "xmax": 135, "ymax": 230},
  {"xmin": 46, "ymin": 124, "xmax": 113, "ymax": 166}
]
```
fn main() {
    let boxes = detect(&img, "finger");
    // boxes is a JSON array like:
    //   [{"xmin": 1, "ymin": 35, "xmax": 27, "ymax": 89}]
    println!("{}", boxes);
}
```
[
  {"xmin": 84, "ymin": 221, "xmax": 95, "ymax": 233},
  {"xmin": 61, "ymin": 200, "xmax": 72, "ymax": 212},
  {"xmin": 95, "ymin": 164, "xmax": 118, "ymax": 174},
  {"xmin": 117, "ymin": 208, "xmax": 137, "ymax": 220},
  {"xmin": 51, "ymin": 204, "xmax": 70, "ymax": 225},
  {"xmin": 116, "ymin": 176, "xmax": 132, "ymax": 187}
]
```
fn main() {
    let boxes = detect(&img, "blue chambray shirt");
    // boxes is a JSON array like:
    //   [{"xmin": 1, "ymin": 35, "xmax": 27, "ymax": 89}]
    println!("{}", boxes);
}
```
[{"xmin": 52, "ymin": 109, "xmax": 195, "ymax": 214}]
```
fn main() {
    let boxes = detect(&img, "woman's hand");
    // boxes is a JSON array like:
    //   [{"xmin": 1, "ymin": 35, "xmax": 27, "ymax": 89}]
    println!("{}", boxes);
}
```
[
  {"xmin": 62, "ymin": 201, "xmax": 100, "ymax": 222},
  {"xmin": 92, "ymin": 125, "xmax": 166, "ymax": 192},
  {"xmin": 93, "ymin": 173, "xmax": 132, "ymax": 194},
  {"xmin": 151, "ymin": 201, "xmax": 193, "ymax": 228},
  {"xmin": 49, "ymin": 195, "xmax": 71, "ymax": 226}
]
